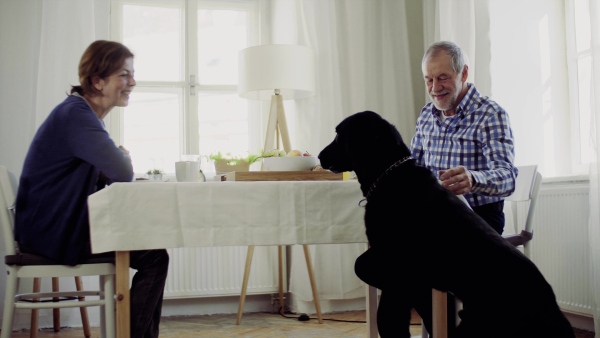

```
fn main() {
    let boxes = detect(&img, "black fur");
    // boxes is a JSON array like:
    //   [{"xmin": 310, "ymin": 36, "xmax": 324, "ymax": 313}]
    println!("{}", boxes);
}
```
[{"xmin": 318, "ymin": 111, "xmax": 574, "ymax": 338}]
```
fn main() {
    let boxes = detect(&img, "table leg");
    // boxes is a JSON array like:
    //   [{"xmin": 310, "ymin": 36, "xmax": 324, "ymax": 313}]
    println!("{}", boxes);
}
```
[
  {"xmin": 366, "ymin": 285, "xmax": 378, "ymax": 338},
  {"xmin": 236, "ymin": 245, "xmax": 255, "ymax": 325},
  {"xmin": 301, "ymin": 244, "xmax": 323, "ymax": 323},
  {"xmin": 115, "ymin": 251, "xmax": 130, "ymax": 338},
  {"xmin": 432, "ymin": 289, "xmax": 447, "ymax": 338}
]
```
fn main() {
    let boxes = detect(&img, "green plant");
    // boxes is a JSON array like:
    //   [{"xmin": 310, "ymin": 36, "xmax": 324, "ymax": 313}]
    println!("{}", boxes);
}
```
[
  {"xmin": 207, "ymin": 149, "xmax": 287, "ymax": 165},
  {"xmin": 146, "ymin": 169, "xmax": 164, "ymax": 175},
  {"xmin": 207, "ymin": 151, "xmax": 260, "ymax": 166}
]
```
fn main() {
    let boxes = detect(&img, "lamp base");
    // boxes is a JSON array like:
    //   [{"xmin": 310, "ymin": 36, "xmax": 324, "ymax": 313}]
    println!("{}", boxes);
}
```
[{"xmin": 263, "ymin": 93, "xmax": 291, "ymax": 154}]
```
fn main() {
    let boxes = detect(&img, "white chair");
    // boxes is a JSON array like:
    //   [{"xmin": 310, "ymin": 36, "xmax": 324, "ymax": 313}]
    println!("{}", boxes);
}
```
[
  {"xmin": 421, "ymin": 165, "xmax": 543, "ymax": 338},
  {"xmin": 501, "ymin": 165, "xmax": 542, "ymax": 258},
  {"xmin": 0, "ymin": 165, "xmax": 116, "ymax": 338}
]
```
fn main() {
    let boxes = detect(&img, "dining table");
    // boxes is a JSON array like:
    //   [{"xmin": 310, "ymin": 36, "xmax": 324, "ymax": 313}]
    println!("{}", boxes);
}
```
[{"xmin": 87, "ymin": 179, "xmax": 449, "ymax": 338}]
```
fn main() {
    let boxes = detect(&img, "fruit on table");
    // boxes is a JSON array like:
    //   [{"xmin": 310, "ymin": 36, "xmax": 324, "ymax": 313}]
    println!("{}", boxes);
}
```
[{"xmin": 287, "ymin": 150, "xmax": 303, "ymax": 156}]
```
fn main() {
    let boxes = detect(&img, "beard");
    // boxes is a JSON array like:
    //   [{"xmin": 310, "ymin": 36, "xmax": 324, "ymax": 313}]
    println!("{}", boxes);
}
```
[{"xmin": 430, "ymin": 91, "xmax": 456, "ymax": 112}]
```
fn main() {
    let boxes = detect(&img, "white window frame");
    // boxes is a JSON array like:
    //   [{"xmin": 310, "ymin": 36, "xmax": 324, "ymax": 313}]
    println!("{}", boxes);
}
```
[
  {"xmin": 565, "ymin": 0, "xmax": 593, "ymax": 174},
  {"xmin": 108, "ymin": 0, "xmax": 260, "ymax": 171}
]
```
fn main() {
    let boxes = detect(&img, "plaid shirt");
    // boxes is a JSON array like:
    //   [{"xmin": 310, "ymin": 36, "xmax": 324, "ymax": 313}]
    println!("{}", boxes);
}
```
[{"xmin": 410, "ymin": 83, "xmax": 517, "ymax": 207}]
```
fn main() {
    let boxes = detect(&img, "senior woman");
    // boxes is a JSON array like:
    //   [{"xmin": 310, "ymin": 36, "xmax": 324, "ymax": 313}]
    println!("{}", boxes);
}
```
[{"xmin": 15, "ymin": 40, "xmax": 169, "ymax": 338}]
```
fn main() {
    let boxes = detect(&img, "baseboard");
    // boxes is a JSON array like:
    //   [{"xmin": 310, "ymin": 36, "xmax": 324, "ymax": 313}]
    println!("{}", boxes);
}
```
[
  {"xmin": 564, "ymin": 311, "xmax": 595, "ymax": 332},
  {"xmin": 287, "ymin": 294, "xmax": 367, "ymax": 315},
  {"xmin": 161, "ymin": 294, "xmax": 274, "ymax": 317}
]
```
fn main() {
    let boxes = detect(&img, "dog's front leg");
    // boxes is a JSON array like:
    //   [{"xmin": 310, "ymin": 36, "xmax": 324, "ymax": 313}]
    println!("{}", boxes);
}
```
[
  {"xmin": 376, "ymin": 289, "xmax": 413, "ymax": 338},
  {"xmin": 355, "ymin": 248, "xmax": 418, "ymax": 337}
]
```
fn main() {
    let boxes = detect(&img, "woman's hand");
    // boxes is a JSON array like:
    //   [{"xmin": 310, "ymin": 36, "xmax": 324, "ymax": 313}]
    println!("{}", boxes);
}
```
[{"xmin": 119, "ymin": 145, "xmax": 131, "ymax": 159}]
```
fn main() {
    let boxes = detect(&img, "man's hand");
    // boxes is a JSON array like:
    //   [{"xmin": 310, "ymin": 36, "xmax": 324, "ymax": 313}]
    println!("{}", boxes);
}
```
[{"xmin": 439, "ymin": 166, "xmax": 473, "ymax": 195}]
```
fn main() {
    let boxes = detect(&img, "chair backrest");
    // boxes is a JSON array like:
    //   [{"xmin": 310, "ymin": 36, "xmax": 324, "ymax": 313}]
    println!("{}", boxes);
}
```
[
  {"xmin": 503, "ymin": 165, "xmax": 542, "ymax": 256},
  {"xmin": 0, "ymin": 165, "xmax": 18, "ymax": 256}
]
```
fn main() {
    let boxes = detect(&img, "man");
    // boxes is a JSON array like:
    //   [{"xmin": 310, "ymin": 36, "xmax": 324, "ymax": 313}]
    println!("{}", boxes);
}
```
[{"xmin": 410, "ymin": 40, "xmax": 518, "ymax": 234}]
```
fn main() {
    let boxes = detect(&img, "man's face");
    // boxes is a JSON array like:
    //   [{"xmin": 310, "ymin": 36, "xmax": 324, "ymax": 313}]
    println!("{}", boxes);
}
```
[{"xmin": 422, "ymin": 53, "xmax": 466, "ymax": 113}]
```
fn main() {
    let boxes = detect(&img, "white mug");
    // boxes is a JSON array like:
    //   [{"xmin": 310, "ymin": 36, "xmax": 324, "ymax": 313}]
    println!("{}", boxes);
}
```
[{"xmin": 175, "ymin": 161, "xmax": 199, "ymax": 182}]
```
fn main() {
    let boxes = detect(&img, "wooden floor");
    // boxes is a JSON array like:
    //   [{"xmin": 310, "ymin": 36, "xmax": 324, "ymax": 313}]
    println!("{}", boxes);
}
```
[{"xmin": 5, "ymin": 310, "xmax": 596, "ymax": 337}]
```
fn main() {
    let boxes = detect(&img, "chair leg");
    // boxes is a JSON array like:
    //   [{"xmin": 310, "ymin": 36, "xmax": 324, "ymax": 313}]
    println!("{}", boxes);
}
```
[
  {"xmin": 75, "ymin": 276, "xmax": 92, "ymax": 338},
  {"xmin": 1, "ymin": 269, "xmax": 18, "ymax": 338},
  {"xmin": 29, "ymin": 277, "xmax": 41, "ymax": 338},
  {"xmin": 101, "ymin": 274, "xmax": 116, "ymax": 338},
  {"xmin": 52, "ymin": 277, "xmax": 60, "ymax": 332}
]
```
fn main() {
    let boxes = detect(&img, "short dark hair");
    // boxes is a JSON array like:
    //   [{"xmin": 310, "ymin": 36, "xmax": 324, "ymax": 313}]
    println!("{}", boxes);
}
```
[{"xmin": 70, "ymin": 40, "xmax": 134, "ymax": 96}]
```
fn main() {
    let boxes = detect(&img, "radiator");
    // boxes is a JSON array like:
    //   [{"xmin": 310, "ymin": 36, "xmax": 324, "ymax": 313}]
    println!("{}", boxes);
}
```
[
  {"xmin": 163, "ymin": 245, "xmax": 282, "ymax": 299},
  {"xmin": 529, "ymin": 182, "xmax": 593, "ymax": 316}
]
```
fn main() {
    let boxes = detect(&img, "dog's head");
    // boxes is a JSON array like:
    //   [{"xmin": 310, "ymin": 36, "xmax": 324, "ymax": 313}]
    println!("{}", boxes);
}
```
[{"xmin": 318, "ymin": 111, "xmax": 411, "ymax": 175}]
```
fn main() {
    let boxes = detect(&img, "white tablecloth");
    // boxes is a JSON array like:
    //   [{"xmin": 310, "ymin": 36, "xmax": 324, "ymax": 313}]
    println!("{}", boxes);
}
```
[{"xmin": 88, "ymin": 180, "xmax": 367, "ymax": 253}]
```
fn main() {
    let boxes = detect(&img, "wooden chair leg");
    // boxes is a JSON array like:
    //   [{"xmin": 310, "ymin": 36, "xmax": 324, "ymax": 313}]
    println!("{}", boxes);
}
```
[
  {"xmin": 75, "ymin": 276, "xmax": 92, "ymax": 338},
  {"xmin": 30, "ymin": 277, "xmax": 41, "ymax": 338},
  {"xmin": 52, "ymin": 277, "xmax": 60, "ymax": 332},
  {"xmin": 432, "ymin": 289, "xmax": 448, "ymax": 338}
]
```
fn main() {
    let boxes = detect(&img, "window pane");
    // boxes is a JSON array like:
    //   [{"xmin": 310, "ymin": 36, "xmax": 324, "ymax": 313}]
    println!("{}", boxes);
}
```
[
  {"xmin": 124, "ymin": 90, "xmax": 182, "ymax": 174},
  {"xmin": 198, "ymin": 93, "xmax": 249, "ymax": 156},
  {"xmin": 577, "ymin": 56, "xmax": 592, "ymax": 164},
  {"xmin": 123, "ymin": 2, "xmax": 184, "ymax": 82},
  {"xmin": 573, "ymin": 0, "xmax": 591, "ymax": 53},
  {"xmin": 197, "ymin": 9, "xmax": 248, "ymax": 85}
]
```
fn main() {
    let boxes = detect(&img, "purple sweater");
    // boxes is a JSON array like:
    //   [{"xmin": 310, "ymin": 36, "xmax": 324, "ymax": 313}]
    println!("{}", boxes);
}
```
[{"xmin": 15, "ymin": 95, "xmax": 133, "ymax": 265}]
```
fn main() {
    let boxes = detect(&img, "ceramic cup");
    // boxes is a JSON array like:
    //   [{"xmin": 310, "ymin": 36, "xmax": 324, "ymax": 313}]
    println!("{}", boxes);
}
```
[{"xmin": 175, "ymin": 161, "xmax": 199, "ymax": 182}]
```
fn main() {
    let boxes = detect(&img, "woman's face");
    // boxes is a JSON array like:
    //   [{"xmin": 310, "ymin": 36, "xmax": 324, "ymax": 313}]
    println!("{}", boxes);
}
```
[{"xmin": 99, "ymin": 57, "xmax": 136, "ymax": 109}]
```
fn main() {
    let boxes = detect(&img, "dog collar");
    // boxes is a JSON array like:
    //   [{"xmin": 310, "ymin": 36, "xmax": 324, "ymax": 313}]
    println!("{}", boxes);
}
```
[{"xmin": 359, "ymin": 156, "xmax": 414, "ymax": 206}]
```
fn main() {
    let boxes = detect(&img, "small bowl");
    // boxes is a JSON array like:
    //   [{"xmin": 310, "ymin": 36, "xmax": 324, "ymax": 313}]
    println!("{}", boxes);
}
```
[{"xmin": 263, "ymin": 156, "xmax": 319, "ymax": 171}]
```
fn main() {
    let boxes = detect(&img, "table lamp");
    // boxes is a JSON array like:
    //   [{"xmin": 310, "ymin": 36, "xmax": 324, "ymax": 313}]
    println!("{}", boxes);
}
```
[
  {"xmin": 237, "ymin": 45, "xmax": 318, "ymax": 323},
  {"xmin": 238, "ymin": 44, "xmax": 316, "ymax": 154}
]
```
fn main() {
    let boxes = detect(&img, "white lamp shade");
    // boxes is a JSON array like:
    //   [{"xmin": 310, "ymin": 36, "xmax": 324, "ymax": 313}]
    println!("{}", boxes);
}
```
[{"xmin": 238, "ymin": 44, "xmax": 316, "ymax": 100}]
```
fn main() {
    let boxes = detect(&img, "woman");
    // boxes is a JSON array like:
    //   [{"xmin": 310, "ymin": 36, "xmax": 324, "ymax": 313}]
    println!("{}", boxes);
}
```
[{"xmin": 15, "ymin": 40, "xmax": 169, "ymax": 338}]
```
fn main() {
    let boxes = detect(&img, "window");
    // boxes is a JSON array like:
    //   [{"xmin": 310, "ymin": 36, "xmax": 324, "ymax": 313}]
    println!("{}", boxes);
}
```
[
  {"xmin": 109, "ymin": 0, "xmax": 258, "ymax": 175},
  {"xmin": 488, "ymin": 0, "xmax": 594, "ymax": 178},
  {"xmin": 566, "ymin": 0, "xmax": 594, "ymax": 171}
]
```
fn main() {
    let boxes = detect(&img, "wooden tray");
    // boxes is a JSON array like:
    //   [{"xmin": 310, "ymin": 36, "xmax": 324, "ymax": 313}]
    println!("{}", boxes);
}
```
[{"xmin": 223, "ymin": 171, "xmax": 343, "ymax": 181}]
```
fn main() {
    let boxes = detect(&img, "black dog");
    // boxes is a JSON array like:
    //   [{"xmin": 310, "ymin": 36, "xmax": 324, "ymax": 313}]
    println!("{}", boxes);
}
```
[{"xmin": 318, "ymin": 111, "xmax": 574, "ymax": 338}]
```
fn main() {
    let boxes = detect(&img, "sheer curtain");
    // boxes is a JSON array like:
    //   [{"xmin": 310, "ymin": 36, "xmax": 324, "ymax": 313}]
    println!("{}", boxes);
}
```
[
  {"xmin": 587, "ymin": 0, "xmax": 600, "ymax": 334},
  {"xmin": 264, "ymin": 0, "xmax": 418, "ymax": 312},
  {"xmin": 5, "ymin": 0, "xmax": 107, "ymax": 329},
  {"xmin": 35, "ymin": 0, "xmax": 101, "ymax": 126},
  {"xmin": 422, "ymin": 0, "xmax": 491, "ymax": 107}
]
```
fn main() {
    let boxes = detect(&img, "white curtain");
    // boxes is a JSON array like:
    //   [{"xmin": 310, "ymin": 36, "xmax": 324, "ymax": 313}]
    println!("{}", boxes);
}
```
[
  {"xmin": 35, "ymin": 0, "xmax": 99, "ymax": 126},
  {"xmin": 265, "ymin": 0, "xmax": 417, "ymax": 310},
  {"xmin": 422, "ymin": 0, "xmax": 491, "ymax": 98},
  {"xmin": 10, "ymin": 0, "xmax": 105, "ymax": 330},
  {"xmin": 587, "ymin": 0, "xmax": 600, "ymax": 335}
]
